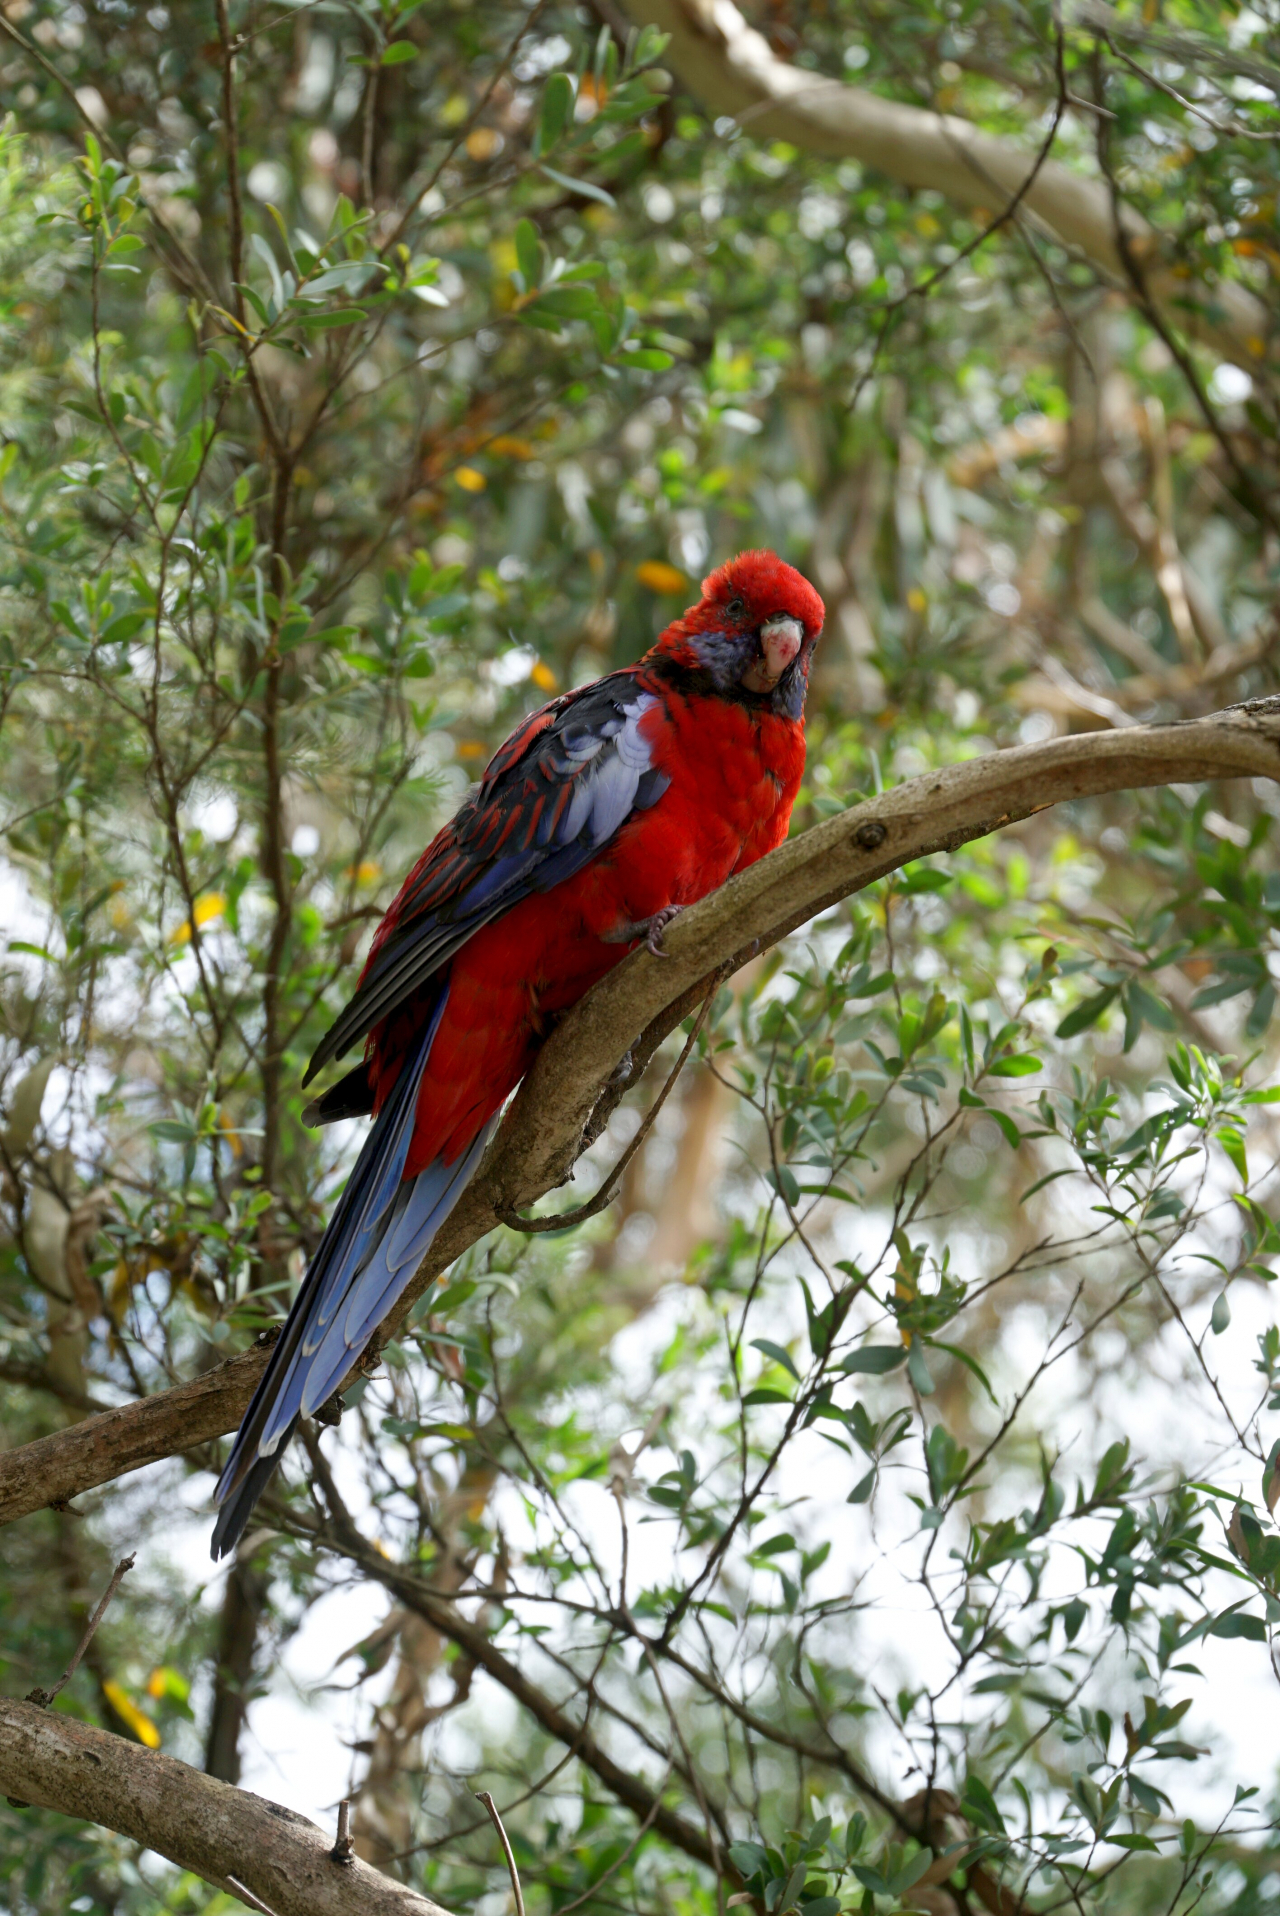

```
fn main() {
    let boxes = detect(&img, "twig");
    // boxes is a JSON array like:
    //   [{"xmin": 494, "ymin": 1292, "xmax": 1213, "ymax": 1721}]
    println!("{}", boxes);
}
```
[
  {"xmin": 225, "ymin": 1874, "xmax": 280, "ymax": 1916},
  {"xmin": 26, "ymin": 1553, "xmax": 135, "ymax": 1709},
  {"xmin": 330, "ymin": 1797, "xmax": 355, "ymax": 1866},
  {"xmin": 497, "ymin": 966, "xmax": 728, "ymax": 1233},
  {"xmin": 474, "ymin": 1790, "xmax": 526, "ymax": 1916}
]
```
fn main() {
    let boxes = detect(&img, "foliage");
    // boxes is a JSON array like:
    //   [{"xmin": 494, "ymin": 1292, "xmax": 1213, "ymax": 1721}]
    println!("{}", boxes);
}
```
[{"xmin": 0, "ymin": 0, "xmax": 1278, "ymax": 1912}]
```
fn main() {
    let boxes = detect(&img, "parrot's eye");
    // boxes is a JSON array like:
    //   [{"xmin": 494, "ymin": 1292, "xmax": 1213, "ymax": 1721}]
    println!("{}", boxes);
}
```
[{"xmin": 725, "ymin": 595, "xmax": 746, "ymax": 618}]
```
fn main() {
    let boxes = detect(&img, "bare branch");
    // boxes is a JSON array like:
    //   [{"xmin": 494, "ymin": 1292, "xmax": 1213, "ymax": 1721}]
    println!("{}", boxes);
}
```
[
  {"xmin": 2, "ymin": 701, "xmax": 1279, "ymax": 1526},
  {"xmin": 26, "ymin": 1552, "xmax": 134, "ymax": 1709},
  {"xmin": 475, "ymin": 1791, "xmax": 527, "ymax": 1916},
  {"xmin": 617, "ymin": 0, "xmax": 1272, "ymax": 367},
  {"xmin": 0, "ymin": 1699, "xmax": 454, "ymax": 1916}
]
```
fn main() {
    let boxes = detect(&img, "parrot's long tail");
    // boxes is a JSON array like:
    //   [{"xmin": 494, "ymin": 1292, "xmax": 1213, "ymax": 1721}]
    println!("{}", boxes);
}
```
[{"xmin": 210, "ymin": 980, "xmax": 496, "ymax": 1560}]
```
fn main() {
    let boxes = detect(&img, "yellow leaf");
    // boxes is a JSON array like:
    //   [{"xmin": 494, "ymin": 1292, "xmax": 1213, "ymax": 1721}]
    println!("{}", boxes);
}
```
[
  {"xmin": 636, "ymin": 560, "xmax": 688, "ymax": 595},
  {"xmin": 906, "ymin": 587, "xmax": 927, "ymax": 613},
  {"xmin": 167, "ymin": 892, "xmax": 226, "ymax": 946},
  {"xmin": 456, "ymin": 739, "xmax": 487, "ymax": 759},
  {"xmin": 455, "ymin": 466, "xmax": 486, "ymax": 492},
  {"xmin": 218, "ymin": 1109, "xmax": 243, "ymax": 1159},
  {"xmin": 530, "ymin": 660, "xmax": 558, "ymax": 692},
  {"xmin": 488, "ymin": 435, "xmax": 534, "ymax": 460},
  {"xmin": 465, "ymin": 126, "xmax": 500, "ymax": 161},
  {"xmin": 103, "ymin": 1680, "xmax": 161, "ymax": 1748}
]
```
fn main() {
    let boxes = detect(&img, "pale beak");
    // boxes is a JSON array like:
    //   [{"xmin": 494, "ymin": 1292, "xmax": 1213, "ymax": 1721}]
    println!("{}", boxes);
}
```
[{"xmin": 742, "ymin": 615, "xmax": 804, "ymax": 693}]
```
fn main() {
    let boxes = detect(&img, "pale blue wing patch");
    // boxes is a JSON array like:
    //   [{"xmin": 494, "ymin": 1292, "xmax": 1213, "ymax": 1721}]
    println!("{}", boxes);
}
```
[{"xmin": 296, "ymin": 1115, "xmax": 500, "ymax": 1420}]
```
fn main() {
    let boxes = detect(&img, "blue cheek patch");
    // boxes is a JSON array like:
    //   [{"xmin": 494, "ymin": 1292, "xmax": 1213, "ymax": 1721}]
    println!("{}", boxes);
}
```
[{"xmin": 689, "ymin": 627, "xmax": 752, "ymax": 686}]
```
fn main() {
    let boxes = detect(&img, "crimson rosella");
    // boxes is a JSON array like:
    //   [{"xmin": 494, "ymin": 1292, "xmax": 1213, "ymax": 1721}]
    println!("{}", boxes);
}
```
[{"xmin": 211, "ymin": 549, "xmax": 824, "ymax": 1557}]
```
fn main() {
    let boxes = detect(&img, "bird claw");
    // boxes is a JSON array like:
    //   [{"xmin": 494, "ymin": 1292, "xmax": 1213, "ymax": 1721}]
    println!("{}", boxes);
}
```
[
  {"xmin": 601, "ymin": 906, "xmax": 684, "ymax": 956},
  {"xmin": 642, "ymin": 905, "xmax": 682, "ymax": 957}
]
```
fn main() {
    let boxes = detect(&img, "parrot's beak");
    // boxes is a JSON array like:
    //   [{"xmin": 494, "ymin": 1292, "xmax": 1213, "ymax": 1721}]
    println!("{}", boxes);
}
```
[{"xmin": 742, "ymin": 616, "xmax": 805, "ymax": 693}]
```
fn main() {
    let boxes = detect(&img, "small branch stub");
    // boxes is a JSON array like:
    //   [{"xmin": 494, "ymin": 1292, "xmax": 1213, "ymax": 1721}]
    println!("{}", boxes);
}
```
[{"xmin": 331, "ymin": 1796, "xmax": 355, "ymax": 1865}]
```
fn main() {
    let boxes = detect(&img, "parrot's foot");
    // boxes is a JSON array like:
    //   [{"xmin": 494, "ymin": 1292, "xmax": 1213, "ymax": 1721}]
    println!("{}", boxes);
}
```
[
  {"xmin": 640, "ymin": 905, "xmax": 682, "ymax": 956},
  {"xmin": 602, "ymin": 904, "xmax": 684, "ymax": 956}
]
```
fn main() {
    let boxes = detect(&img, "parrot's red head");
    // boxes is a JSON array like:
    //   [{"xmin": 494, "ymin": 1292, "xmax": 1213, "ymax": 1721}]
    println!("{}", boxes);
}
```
[{"xmin": 654, "ymin": 550, "xmax": 825, "ymax": 720}]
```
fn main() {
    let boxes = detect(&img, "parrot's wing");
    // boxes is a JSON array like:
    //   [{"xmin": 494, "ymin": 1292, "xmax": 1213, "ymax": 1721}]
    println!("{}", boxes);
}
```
[{"xmin": 303, "ymin": 671, "xmax": 670, "ymax": 1086}]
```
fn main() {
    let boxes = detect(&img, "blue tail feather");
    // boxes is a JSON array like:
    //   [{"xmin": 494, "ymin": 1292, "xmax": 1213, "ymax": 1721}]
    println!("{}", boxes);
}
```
[{"xmin": 210, "ymin": 979, "xmax": 488, "ymax": 1560}]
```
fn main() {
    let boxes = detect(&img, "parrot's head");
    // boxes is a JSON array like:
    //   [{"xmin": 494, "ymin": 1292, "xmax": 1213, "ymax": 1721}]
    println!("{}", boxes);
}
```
[{"xmin": 656, "ymin": 549, "xmax": 825, "ymax": 719}]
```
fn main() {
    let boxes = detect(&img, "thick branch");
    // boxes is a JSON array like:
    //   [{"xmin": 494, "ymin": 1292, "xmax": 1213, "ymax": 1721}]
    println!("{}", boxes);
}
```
[
  {"xmin": 2, "ymin": 699, "xmax": 1278, "ymax": 1525},
  {"xmin": 617, "ymin": 0, "xmax": 1271, "ymax": 367},
  {"xmin": 0, "ymin": 1345, "xmax": 269, "ymax": 1527},
  {"xmin": 0, "ymin": 1699, "xmax": 452, "ymax": 1916}
]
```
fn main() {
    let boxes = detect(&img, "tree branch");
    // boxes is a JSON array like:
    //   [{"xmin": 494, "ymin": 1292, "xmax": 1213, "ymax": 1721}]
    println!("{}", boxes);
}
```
[
  {"xmin": 0, "ymin": 1344, "xmax": 271, "ymax": 1526},
  {"xmin": 287, "ymin": 1456, "xmax": 726, "ymax": 1878},
  {"xmin": 2, "ymin": 699, "xmax": 1278, "ymax": 1526},
  {"xmin": 0, "ymin": 1699, "xmax": 453, "ymax": 1916},
  {"xmin": 616, "ymin": 0, "xmax": 1271, "ymax": 368}
]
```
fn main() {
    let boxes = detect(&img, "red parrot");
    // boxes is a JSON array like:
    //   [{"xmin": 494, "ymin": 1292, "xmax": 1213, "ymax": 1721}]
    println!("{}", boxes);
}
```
[{"xmin": 211, "ymin": 550, "xmax": 824, "ymax": 1556}]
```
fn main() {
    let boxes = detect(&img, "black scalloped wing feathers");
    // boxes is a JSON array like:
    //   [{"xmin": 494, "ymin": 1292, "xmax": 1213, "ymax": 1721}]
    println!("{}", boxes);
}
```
[{"xmin": 302, "ymin": 669, "xmax": 672, "ymax": 1087}]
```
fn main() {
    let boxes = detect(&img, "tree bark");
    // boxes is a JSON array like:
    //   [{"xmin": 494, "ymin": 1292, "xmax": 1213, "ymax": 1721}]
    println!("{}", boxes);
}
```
[
  {"xmin": 0, "ymin": 1698, "xmax": 454, "ymax": 1916},
  {"xmin": 0, "ymin": 1343, "xmax": 269, "ymax": 1527},
  {"xmin": 1, "ymin": 698, "xmax": 1278, "ymax": 1525},
  {"xmin": 617, "ymin": 0, "xmax": 1272, "ymax": 368}
]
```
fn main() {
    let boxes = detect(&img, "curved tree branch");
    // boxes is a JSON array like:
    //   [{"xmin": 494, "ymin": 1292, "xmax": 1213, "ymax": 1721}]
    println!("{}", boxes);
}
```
[
  {"xmin": 2, "ymin": 698, "xmax": 1278, "ymax": 1525},
  {"xmin": 0, "ymin": 1698, "xmax": 453, "ymax": 1916},
  {"xmin": 0, "ymin": 1344, "xmax": 269, "ymax": 1527},
  {"xmin": 616, "ymin": 0, "xmax": 1272, "ymax": 368}
]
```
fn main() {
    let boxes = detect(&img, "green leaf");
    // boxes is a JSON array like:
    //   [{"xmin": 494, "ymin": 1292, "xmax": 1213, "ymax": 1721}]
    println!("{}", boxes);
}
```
[
  {"xmin": 1110, "ymin": 1834, "xmax": 1159, "ymax": 1852},
  {"xmin": 750, "ymin": 1338, "xmax": 801, "ymax": 1381},
  {"xmin": 539, "ymin": 163, "xmax": 616, "ymax": 207},
  {"xmin": 297, "ymin": 307, "xmax": 367, "ymax": 330},
  {"xmin": 1211, "ymin": 1290, "xmax": 1231, "ymax": 1335},
  {"xmin": 533, "ymin": 285, "xmax": 598, "ymax": 320},
  {"xmin": 930, "ymin": 1340, "xmax": 997, "ymax": 1405},
  {"xmin": 1057, "ymin": 985, "xmax": 1120, "ymax": 1039},
  {"xmin": 514, "ymin": 217, "xmax": 541, "ymax": 287},
  {"xmin": 986, "ymin": 1054, "xmax": 1041, "ymax": 1078},
  {"xmin": 1216, "ymin": 1125, "xmax": 1248, "ymax": 1186},
  {"xmin": 99, "ymin": 612, "xmax": 149, "ymax": 644},
  {"xmin": 907, "ymin": 1341, "xmax": 936, "ymax": 1396},
  {"xmin": 540, "ymin": 73, "xmax": 575, "ymax": 150},
  {"xmin": 986, "ymin": 1107, "xmax": 1022, "ymax": 1148},
  {"xmin": 381, "ymin": 38, "xmax": 418, "ymax": 62},
  {"xmin": 962, "ymin": 1775, "xmax": 1006, "ymax": 1834},
  {"xmin": 889, "ymin": 1851, "xmax": 934, "ymax": 1896},
  {"xmin": 847, "ymin": 1467, "xmax": 876, "ymax": 1503},
  {"xmin": 1208, "ymin": 1609, "xmax": 1266, "ymax": 1640},
  {"xmin": 728, "ymin": 1843, "xmax": 768, "ymax": 1880},
  {"xmin": 742, "ymin": 1387, "xmax": 794, "ymax": 1406},
  {"xmin": 841, "ymin": 1346, "xmax": 907, "ymax": 1374},
  {"xmin": 620, "ymin": 347, "xmax": 674, "ymax": 370}
]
